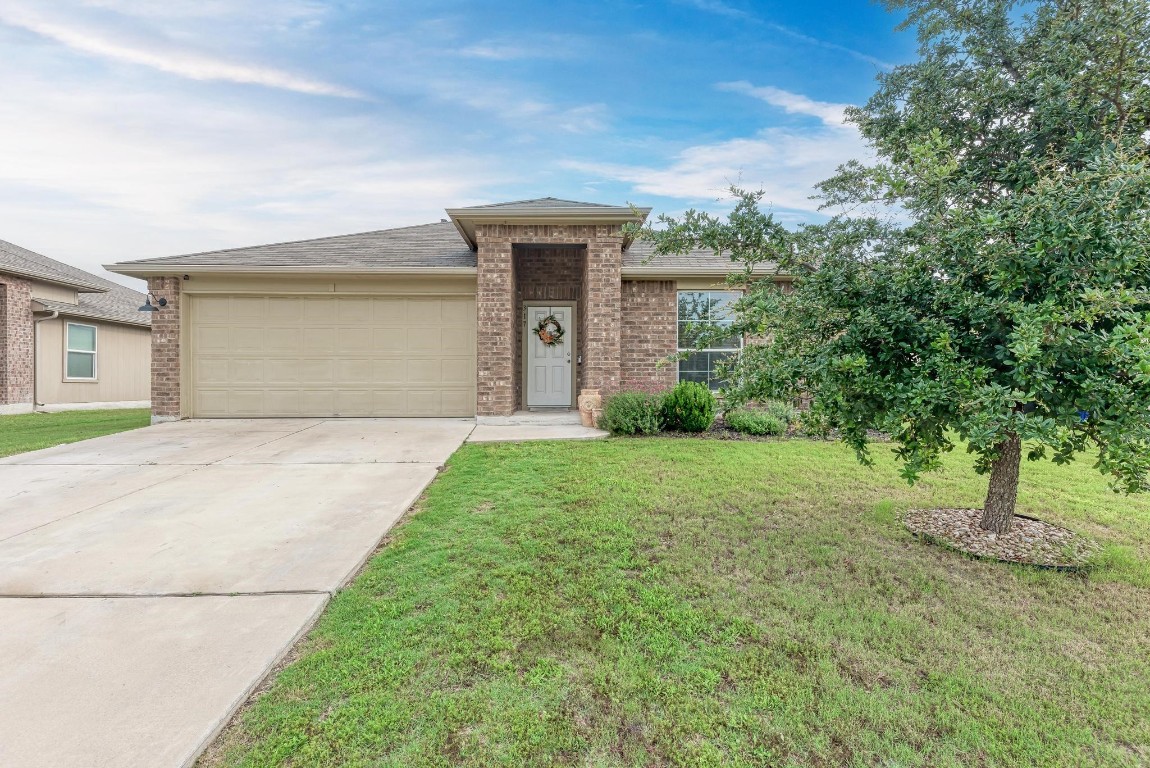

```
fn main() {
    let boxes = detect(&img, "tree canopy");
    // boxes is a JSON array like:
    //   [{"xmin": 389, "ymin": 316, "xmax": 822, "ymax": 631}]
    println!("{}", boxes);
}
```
[{"xmin": 633, "ymin": 0, "xmax": 1150, "ymax": 532}]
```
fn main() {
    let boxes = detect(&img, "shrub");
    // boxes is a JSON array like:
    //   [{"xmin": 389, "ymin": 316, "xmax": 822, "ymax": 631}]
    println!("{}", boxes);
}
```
[
  {"xmin": 761, "ymin": 399, "xmax": 800, "ymax": 425},
  {"xmin": 725, "ymin": 408, "xmax": 787, "ymax": 436},
  {"xmin": 600, "ymin": 391, "xmax": 665, "ymax": 435},
  {"xmin": 662, "ymin": 381, "xmax": 716, "ymax": 432}
]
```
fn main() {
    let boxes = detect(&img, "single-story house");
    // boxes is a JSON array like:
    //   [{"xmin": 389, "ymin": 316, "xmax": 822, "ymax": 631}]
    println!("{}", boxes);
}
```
[
  {"xmin": 0, "ymin": 240, "xmax": 151, "ymax": 415},
  {"xmin": 107, "ymin": 198, "xmax": 783, "ymax": 422}
]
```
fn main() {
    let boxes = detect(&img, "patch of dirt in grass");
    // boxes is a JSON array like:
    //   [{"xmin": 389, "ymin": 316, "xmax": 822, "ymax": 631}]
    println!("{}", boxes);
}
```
[{"xmin": 905, "ymin": 507, "xmax": 1100, "ymax": 570}]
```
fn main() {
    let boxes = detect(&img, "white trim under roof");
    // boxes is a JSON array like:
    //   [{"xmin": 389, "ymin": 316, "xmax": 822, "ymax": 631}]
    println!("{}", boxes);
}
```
[{"xmin": 445, "ymin": 204, "xmax": 652, "ymax": 250}]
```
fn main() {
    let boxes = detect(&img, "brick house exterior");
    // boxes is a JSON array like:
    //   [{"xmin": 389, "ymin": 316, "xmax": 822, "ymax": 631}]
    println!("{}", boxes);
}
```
[
  {"xmin": 109, "ymin": 198, "xmax": 783, "ymax": 422},
  {"xmin": 1, "ymin": 239, "xmax": 151, "ymax": 414}
]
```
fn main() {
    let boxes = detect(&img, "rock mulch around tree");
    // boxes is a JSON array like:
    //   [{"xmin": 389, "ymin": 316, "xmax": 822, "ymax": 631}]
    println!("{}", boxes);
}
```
[{"xmin": 904, "ymin": 508, "xmax": 1100, "ymax": 570}]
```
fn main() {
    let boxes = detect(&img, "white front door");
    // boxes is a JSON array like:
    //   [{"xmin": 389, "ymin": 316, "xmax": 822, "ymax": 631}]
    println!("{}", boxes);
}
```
[{"xmin": 525, "ymin": 305, "xmax": 573, "ymax": 408}]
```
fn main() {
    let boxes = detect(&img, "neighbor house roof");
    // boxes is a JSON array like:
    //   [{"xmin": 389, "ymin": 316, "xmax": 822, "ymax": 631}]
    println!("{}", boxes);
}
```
[
  {"xmin": 107, "ymin": 200, "xmax": 782, "ymax": 279},
  {"xmin": 1, "ymin": 239, "xmax": 113, "ymax": 292},
  {"xmin": 33, "ymin": 282, "xmax": 151, "ymax": 327},
  {"xmin": 0, "ymin": 239, "xmax": 149, "ymax": 327}
]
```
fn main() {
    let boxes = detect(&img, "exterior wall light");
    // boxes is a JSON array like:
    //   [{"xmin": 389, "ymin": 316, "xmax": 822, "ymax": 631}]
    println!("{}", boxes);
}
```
[{"xmin": 139, "ymin": 293, "xmax": 168, "ymax": 312}]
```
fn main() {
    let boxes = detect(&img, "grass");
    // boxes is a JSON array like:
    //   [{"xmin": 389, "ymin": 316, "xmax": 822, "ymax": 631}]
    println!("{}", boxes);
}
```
[
  {"xmin": 0, "ymin": 408, "xmax": 150, "ymax": 457},
  {"xmin": 204, "ymin": 437, "xmax": 1150, "ymax": 767}
]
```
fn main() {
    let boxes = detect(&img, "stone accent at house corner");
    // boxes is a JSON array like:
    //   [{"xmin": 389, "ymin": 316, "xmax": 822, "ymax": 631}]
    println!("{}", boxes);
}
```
[
  {"xmin": 620, "ymin": 280, "xmax": 678, "ymax": 392},
  {"xmin": 475, "ymin": 224, "xmax": 623, "ymax": 417},
  {"xmin": 0, "ymin": 275, "xmax": 34, "ymax": 408},
  {"xmin": 147, "ymin": 276, "xmax": 181, "ymax": 422}
]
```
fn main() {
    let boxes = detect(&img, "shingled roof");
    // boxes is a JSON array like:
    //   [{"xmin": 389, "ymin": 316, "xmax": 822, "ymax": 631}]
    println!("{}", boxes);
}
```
[
  {"xmin": 1, "ymin": 239, "xmax": 112, "ymax": 292},
  {"xmin": 1, "ymin": 239, "xmax": 149, "ymax": 327},
  {"xmin": 113, "ymin": 222, "xmax": 476, "ymax": 270},
  {"xmin": 108, "ymin": 201, "xmax": 779, "ymax": 277}
]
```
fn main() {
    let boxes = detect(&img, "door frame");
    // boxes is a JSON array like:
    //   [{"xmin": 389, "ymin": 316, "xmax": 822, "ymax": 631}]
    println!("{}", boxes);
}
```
[{"xmin": 520, "ymin": 300, "xmax": 578, "ymax": 409}]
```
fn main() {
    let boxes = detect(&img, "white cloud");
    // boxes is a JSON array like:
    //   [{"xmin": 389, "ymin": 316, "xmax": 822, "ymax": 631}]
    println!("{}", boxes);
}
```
[
  {"xmin": 677, "ymin": 0, "xmax": 895, "ymax": 70},
  {"xmin": 717, "ymin": 81, "xmax": 851, "ymax": 127},
  {"xmin": 0, "ymin": 3, "xmax": 361, "ymax": 98},
  {"xmin": 565, "ymin": 83, "xmax": 868, "ymax": 215},
  {"xmin": 675, "ymin": 0, "xmax": 751, "ymax": 19},
  {"xmin": 0, "ymin": 67, "xmax": 502, "ymax": 287}
]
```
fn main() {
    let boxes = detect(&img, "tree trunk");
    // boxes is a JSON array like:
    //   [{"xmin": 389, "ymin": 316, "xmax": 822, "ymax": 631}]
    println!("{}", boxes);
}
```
[{"xmin": 981, "ymin": 432, "xmax": 1022, "ymax": 533}]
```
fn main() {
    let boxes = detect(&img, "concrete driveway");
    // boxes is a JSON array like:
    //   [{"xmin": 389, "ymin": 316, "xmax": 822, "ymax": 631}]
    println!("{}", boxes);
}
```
[{"xmin": 0, "ymin": 418, "xmax": 473, "ymax": 768}]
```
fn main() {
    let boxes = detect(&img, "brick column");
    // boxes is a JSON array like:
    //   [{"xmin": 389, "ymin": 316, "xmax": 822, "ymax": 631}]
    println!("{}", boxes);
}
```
[
  {"xmin": 0, "ymin": 276, "xmax": 34, "ymax": 412},
  {"xmin": 475, "ymin": 230, "xmax": 516, "ymax": 416},
  {"xmin": 581, "ymin": 231, "xmax": 623, "ymax": 395},
  {"xmin": 148, "ymin": 276, "xmax": 182, "ymax": 423}
]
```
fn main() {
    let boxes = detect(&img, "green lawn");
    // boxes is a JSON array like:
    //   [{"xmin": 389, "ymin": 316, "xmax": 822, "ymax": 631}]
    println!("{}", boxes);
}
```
[
  {"xmin": 0, "ymin": 408, "xmax": 150, "ymax": 458},
  {"xmin": 204, "ymin": 438, "xmax": 1150, "ymax": 768}
]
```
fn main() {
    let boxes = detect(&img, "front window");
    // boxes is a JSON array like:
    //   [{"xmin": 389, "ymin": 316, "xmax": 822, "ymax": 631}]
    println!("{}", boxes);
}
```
[
  {"xmin": 66, "ymin": 323, "xmax": 97, "ymax": 380},
  {"xmin": 677, "ymin": 291, "xmax": 740, "ymax": 389}
]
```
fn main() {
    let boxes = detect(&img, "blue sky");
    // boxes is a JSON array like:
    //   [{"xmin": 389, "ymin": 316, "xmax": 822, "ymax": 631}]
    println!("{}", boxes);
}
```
[{"xmin": 0, "ymin": 1, "xmax": 915, "ymax": 287}]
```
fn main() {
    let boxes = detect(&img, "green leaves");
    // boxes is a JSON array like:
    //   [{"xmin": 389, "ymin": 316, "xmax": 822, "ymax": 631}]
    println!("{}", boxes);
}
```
[{"xmin": 631, "ymin": 0, "xmax": 1150, "ymax": 500}]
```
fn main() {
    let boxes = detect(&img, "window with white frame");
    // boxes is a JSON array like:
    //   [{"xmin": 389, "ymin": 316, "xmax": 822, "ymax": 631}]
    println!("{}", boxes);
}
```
[
  {"xmin": 677, "ymin": 290, "xmax": 741, "ymax": 389},
  {"xmin": 65, "ymin": 322, "xmax": 97, "ymax": 380}
]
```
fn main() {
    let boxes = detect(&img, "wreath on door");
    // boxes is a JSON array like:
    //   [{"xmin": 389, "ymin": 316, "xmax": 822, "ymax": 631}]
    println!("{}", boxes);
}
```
[{"xmin": 534, "ymin": 314, "xmax": 565, "ymax": 346}]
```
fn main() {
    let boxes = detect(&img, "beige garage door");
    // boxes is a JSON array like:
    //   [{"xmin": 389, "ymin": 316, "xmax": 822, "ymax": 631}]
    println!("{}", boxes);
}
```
[{"xmin": 189, "ymin": 294, "xmax": 476, "ymax": 417}]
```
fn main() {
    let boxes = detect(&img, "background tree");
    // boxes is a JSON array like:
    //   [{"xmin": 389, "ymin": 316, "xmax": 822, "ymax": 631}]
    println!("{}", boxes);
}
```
[{"xmin": 633, "ymin": 0, "xmax": 1150, "ymax": 533}]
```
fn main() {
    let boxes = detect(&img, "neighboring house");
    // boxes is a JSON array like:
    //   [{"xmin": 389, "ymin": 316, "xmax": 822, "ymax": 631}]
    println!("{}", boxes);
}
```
[
  {"xmin": 0, "ymin": 240, "xmax": 151, "ymax": 415},
  {"xmin": 108, "ymin": 198, "xmax": 783, "ymax": 422}
]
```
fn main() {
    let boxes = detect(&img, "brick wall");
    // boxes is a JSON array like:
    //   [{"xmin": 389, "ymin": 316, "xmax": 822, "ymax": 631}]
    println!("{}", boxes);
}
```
[
  {"xmin": 147, "ymin": 276, "xmax": 181, "ymax": 421},
  {"xmin": 0, "ymin": 275, "xmax": 34, "ymax": 407},
  {"xmin": 476, "ymin": 224, "xmax": 623, "ymax": 416},
  {"xmin": 620, "ymin": 280, "xmax": 678, "ymax": 392}
]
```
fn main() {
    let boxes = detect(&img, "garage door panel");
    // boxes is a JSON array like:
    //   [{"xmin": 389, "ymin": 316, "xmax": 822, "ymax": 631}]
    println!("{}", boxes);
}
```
[
  {"xmin": 407, "ymin": 359, "xmax": 441, "ymax": 383},
  {"xmin": 197, "ymin": 359, "xmax": 230, "ymax": 385},
  {"xmin": 372, "ymin": 390, "xmax": 407, "ymax": 413},
  {"xmin": 334, "ymin": 359, "xmax": 373, "ymax": 384},
  {"xmin": 299, "ymin": 390, "xmax": 335, "ymax": 414},
  {"xmin": 265, "ymin": 390, "xmax": 300, "ymax": 414},
  {"xmin": 373, "ymin": 329, "xmax": 407, "ymax": 351},
  {"xmin": 264, "ymin": 329, "xmax": 300, "ymax": 353},
  {"xmin": 372, "ymin": 299, "xmax": 406, "ymax": 323},
  {"xmin": 191, "ymin": 294, "xmax": 476, "ymax": 417},
  {"xmin": 229, "ymin": 299, "xmax": 267, "ymax": 322},
  {"xmin": 334, "ymin": 390, "xmax": 373, "ymax": 416},
  {"xmin": 302, "ymin": 299, "xmax": 334, "ymax": 322},
  {"xmin": 232, "ymin": 328, "xmax": 266, "ymax": 353},
  {"xmin": 337, "ymin": 328, "xmax": 373, "ymax": 354},
  {"xmin": 440, "ymin": 299, "xmax": 473, "ymax": 324},
  {"xmin": 438, "ymin": 328, "xmax": 472, "ymax": 353},
  {"xmin": 297, "ymin": 360, "xmax": 334, "ymax": 385},
  {"xmin": 266, "ymin": 297, "xmax": 303, "ymax": 322},
  {"xmin": 440, "ymin": 390, "xmax": 473, "ymax": 416},
  {"xmin": 229, "ymin": 359, "xmax": 265, "ymax": 385},
  {"xmin": 229, "ymin": 390, "xmax": 267, "ymax": 416},
  {"xmin": 301, "ymin": 329, "xmax": 336, "ymax": 353},
  {"xmin": 406, "ymin": 299, "xmax": 442, "ymax": 323},
  {"xmin": 441, "ymin": 358, "xmax": 473, "ymax": 384},
  {"xmin": 195, "ymin": 327, "xmax": 231, "ymax": 354}
]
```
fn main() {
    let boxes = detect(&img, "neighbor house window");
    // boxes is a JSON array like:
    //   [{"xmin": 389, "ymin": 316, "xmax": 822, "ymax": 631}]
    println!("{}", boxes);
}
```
[
  {"xmin": 65, "ymin": 323, "xmax": 97, "ymax": 380},
  {"xmin": 677, "ymin": 291, "xmax": 741, "ymax": 389}
]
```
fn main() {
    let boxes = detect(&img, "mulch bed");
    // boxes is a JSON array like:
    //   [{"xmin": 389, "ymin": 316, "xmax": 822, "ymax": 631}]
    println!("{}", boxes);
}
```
[{"xmin": 904, "ymin": 507, "xmax": 1099, "ymax": 570}]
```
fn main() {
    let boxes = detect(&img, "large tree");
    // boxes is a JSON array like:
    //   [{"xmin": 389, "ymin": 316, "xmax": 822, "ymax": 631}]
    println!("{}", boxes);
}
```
[{"xmin": 635, "ymin": 0, "xmax": 1150, "ymax": 533}]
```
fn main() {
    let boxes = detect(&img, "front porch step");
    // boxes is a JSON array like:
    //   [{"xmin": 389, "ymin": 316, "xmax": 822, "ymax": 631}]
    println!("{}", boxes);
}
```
[{"xmin": 476, "ymin": 410, "xmax": 582, "ymax": 426}]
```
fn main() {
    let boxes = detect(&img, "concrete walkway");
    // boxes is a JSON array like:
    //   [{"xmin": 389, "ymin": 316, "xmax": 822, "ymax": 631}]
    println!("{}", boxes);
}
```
[{"xmin": 0, "ymin": 418, "xmax": 473, "ymax": 768}]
